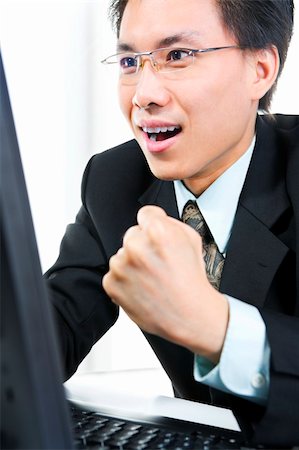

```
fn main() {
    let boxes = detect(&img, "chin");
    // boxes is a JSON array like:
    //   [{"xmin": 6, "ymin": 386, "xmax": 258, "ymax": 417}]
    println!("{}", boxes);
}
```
[{"xmin": 147, "ymin": 164, "xmax": 182, "ymax": 182}]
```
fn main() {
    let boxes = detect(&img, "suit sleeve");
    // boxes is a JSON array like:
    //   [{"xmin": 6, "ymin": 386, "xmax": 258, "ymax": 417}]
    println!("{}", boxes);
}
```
[
  {"xmin": 251, "ymin": 310, "xmax": 299, "ymax": 446},
  {"xmin": 44, "ymin": 158, "xmax": 119, "ymax": 381}
]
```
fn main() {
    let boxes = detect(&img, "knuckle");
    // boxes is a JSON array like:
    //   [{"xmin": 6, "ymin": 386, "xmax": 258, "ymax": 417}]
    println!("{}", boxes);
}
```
[{"xmin": 123, "ymin": 225, "xmax": 140, "ymax": 245}]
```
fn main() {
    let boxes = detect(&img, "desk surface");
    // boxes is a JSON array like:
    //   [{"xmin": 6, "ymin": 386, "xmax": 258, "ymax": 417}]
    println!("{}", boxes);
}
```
[{"xmin": 64, "ymin": 368, "xmax": 240, "ymax": 432}]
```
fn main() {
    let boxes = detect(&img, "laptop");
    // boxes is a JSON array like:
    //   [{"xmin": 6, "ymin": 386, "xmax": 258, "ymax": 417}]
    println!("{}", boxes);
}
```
[{"xmin": 1, "ymin": 49, "xmax": 253, "ymax": 449}]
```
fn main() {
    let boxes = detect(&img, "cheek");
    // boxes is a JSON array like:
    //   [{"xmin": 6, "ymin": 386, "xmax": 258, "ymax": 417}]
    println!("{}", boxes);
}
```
[
  {"xmin": 187, "ymin": 67, "xmax": 251, "ymax": 130},
  {"xmin": 118, "ymin": 83, "xmax": 134, "ymax": 122}
]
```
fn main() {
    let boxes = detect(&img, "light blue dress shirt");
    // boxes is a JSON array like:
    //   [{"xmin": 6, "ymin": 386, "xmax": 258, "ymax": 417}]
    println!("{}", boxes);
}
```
[{"xmin": 173, "ymin": 138, "xmax": 270, "ymax": 405}]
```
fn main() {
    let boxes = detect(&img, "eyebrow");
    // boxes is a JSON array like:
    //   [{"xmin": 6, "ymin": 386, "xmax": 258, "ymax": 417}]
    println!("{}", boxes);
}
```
[{"xmin": 117, "ymin": 31, "xmax": 203, "ymax": 52}]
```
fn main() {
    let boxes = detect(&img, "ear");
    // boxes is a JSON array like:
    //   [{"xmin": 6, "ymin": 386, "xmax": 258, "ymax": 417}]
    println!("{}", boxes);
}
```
[{"xmin": 250, "ymin": 46, "xmax": 280, "ymax": 102}]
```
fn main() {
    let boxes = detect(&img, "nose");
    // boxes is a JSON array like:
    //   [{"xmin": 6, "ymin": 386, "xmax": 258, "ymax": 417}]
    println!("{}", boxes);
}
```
[{"xmin": 132, "ymin": 60, "xmax": 171, "ymax": 110}]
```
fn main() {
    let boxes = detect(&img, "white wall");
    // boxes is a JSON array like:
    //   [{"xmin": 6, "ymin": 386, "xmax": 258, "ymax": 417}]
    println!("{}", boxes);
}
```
[
  {"xmin": 0, "ymin": 0, "xmax": 131, "ymax": 272},
  {"xmin": 1, "ymin": 0, "xmax": 298, "ymax": 374}
]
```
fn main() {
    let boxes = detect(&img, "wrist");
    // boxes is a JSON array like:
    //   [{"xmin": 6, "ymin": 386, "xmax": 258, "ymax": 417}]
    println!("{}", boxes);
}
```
[{"xmin": 186, "ymin": 292, "xmax": 229, "ymax": 364}]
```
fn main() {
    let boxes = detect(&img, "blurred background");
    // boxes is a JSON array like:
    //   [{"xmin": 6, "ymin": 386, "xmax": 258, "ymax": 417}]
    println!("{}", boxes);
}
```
[{"xmin": 1, "ymin": 0, "xmax": 298, "ymax": 376}]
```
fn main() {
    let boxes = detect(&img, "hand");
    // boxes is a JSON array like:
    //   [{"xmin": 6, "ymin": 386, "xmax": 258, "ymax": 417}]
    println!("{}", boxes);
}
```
[{"xmin": 102, "ymin": 205, "xmax": 229, "ymax": 363}]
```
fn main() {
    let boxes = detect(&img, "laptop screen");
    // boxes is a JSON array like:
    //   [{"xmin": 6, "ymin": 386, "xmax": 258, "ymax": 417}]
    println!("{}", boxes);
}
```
[{"xmin": 0, "ymin": 50, "xmax": 73, "ymax": 449}]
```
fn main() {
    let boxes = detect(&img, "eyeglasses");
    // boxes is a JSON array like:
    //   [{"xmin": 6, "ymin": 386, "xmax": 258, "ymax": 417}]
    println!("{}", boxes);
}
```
[{"xmin": 101, "ymin": 45, "xmax": 241, "ymax": 84}]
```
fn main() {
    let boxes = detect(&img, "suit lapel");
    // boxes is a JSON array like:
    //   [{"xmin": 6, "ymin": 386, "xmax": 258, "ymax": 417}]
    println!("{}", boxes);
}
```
[
  {"xmin": 139, "ymin": 178, "xmax": 179, "ymax": 219},
  {"xmin": 220, "ymin": 116, "xmax": 291, "ymax": 307},
  {"xmin": 220, "ymin": 205, "xmax": 289, "ymax": 307}
]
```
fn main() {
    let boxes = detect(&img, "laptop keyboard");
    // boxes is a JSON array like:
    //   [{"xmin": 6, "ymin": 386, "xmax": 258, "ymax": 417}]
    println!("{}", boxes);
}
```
[{"xmin": 69, "ymin": 403, "xmax": 252, "ymax": 450}]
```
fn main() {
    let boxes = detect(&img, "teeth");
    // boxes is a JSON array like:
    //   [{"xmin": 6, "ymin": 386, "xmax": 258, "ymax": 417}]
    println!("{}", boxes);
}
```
[
  {"xmin": 150, "ymin": 134, "xmax": 157, "ymax": 141},
  {"xmin": 142, "ymin": 125, "xmax": 180, "ymax": 134}
]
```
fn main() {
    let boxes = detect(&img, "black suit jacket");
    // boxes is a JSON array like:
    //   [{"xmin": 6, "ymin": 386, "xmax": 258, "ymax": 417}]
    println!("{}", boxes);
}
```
[{"xmin": 45, "ymin": 114, "xmax": 299, "ymax": 447}]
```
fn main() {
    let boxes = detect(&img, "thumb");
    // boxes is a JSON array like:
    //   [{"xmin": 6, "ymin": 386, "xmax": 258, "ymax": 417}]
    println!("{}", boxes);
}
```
[{"xmin": 137, "ymin": 205, "xmax": 167, "ymax": 232}]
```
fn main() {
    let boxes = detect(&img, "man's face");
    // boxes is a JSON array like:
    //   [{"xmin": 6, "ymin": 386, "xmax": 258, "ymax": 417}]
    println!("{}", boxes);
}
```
[{"xmin": 118, "ymin": 0, "xmax": 258, "ymax": 194}]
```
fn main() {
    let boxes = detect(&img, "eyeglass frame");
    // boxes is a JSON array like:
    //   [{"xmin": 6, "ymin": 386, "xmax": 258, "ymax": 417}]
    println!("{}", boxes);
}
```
[{"xmin": 101, "ymin": 45, "xmax": 242, "ymax": 78}]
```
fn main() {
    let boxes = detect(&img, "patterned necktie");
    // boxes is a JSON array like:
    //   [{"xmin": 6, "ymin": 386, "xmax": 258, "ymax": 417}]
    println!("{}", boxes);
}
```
[{"xmin": 182, "ymin": 200, "xmax": 224, "ymax": 290}]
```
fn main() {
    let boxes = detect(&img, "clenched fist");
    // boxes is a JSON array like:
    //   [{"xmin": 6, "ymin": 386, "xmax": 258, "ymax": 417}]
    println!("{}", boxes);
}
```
[{"xmin": 102, "ymin": 205, "xmax": 229, "ymax": 363}]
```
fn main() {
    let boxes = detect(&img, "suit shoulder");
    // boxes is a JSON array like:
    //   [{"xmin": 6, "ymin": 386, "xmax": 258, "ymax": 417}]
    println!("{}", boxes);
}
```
[
  {"xmin": 260, "ymin": 113, "xmax": 299, "ymax": 134},
  {"xmin": 82, "ymin": 139, "xmax": 154, "ymax": 198},
  {"xmin": 85, "ymin": 139, "xmax": 152, "ymax": 177},
  {"xmin": 92, "ymin": 139, "xmax": 147, "ymax": 166}
]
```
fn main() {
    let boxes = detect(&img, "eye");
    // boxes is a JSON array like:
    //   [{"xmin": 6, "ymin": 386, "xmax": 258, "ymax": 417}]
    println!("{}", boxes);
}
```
[
  {"xmin": 119, "ymin": 55, "xmax": 138, "ymax": 74},
  {"xmin": 167, "ymin": 49, "xmax": 192, "ymax": 62}
]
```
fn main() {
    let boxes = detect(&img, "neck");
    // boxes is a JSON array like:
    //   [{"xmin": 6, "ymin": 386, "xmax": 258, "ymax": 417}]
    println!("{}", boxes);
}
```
[{"xmin": 184, "ymin": 122, "xmax": 257, "ymax": 196}]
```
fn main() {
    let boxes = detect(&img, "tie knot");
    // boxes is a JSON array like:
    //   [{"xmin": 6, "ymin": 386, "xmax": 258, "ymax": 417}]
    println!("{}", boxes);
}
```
[{"xmin": 181, "ymin": 200, "xmax": 213, "ymax": 244}]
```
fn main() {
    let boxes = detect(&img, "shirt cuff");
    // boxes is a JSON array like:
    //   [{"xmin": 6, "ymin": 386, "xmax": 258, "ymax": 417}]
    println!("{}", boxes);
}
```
[{"xmin": 194, "ymin": 296, "xmax": 270, "ymax": 405}]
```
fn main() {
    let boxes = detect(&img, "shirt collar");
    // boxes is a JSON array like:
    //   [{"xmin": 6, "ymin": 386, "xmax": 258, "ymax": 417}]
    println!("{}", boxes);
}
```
[{"xmin": 174, "ymin": 137, "xmax": 255, "ymax": 253}]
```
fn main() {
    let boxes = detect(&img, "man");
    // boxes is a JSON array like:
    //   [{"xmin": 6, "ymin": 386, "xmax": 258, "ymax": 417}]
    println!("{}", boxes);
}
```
[{"xmin": 45, "ymin": 0, "xmax": 299, "ymax": 447}]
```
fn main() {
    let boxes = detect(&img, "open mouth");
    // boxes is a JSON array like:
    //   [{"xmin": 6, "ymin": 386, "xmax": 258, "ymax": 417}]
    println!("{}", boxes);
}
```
[{"xmin": 142, "ymin": 125, "xmax": 182, "ymax": 142}]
